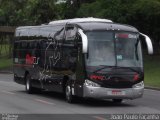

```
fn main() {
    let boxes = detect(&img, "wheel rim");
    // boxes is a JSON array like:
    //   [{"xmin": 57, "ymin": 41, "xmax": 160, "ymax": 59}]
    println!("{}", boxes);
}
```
[
  {"xmin": 66, "ymin": 85, "xmax": 71, "ymax": 101},
  {"xmin": 26, "ymin": 78, "xmax": 30, "ymax": 91}
]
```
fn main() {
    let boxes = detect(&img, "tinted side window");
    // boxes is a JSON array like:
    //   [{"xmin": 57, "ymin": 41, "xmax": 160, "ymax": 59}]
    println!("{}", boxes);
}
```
[
  {"xmin": 55, "ymin": 29, "xmax": 64, "ymax": 40},
  {"xmin": 14, "ymin": 41, "xmax": 19, "ymax": 49},
  {"xmin": 65, "ymin": 27, "xmax": 76, "ymax": 40},
  {"xmin": 21, "ymin": 41, "xmax": 28, "ymax": 49},
  {"xmin": 16, "ymin": 42, "xmax": 21, "ymax": 49}
]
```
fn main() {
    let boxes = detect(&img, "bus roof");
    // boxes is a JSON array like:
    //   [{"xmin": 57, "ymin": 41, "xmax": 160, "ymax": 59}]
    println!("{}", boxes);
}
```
[
  {"xmin": 76, "ymin": 22, "xmax": 138, "ymax": 32},
  {"xmin": 15, "ymin": 24, "xmax": 64, "ymax": 37},
  {"xmin": 15, "ymin": 18, "xmax": 138, "ymax": 37},
  {"xmin": 49, "ymin": 17, "xmax": 113, "ymax": 25}
]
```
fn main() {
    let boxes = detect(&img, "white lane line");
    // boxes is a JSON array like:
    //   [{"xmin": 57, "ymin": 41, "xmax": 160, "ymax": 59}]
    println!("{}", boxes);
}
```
[
  {"xmin": 92, "ymin": 116, "xmax": 108, "ymax": 120},
  {"xmin": 35, "ymin": 99, "xmax": 55, "ymax": 105},
  {"xmin": 145, "ymin": 89, "xmax": 160, "ymax": 92},
  {"xmin": 1, "ymin": 90, "xmax": 15, "ymax": 95}
]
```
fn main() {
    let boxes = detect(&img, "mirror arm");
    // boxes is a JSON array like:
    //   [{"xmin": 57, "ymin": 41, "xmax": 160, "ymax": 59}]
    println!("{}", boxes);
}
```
[
  {"xmin": 78, "ymin": 29, "xmax": 88, "ymax": 53},
  {"xmin": 140, "ymin": 32, "xmax": 153, "ymax": 54}
]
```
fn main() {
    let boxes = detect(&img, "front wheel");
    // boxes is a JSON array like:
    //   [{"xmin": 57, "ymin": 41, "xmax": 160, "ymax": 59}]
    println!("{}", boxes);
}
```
[{"xmin": 65, "ymin": 81, "xmax": 75, "ymax": 103}]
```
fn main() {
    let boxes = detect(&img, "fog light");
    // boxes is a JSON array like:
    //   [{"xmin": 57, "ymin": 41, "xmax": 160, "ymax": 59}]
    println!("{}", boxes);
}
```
[
  {"xmin": 133, "ymin": 81, "xmax": 144, "ymax": 88},
  {"xmin": 84, "ymin": 79, "xmax": 100, "ymax": 87}
]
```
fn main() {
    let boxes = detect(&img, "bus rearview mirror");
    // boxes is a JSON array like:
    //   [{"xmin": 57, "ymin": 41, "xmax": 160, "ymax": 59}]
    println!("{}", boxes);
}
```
[
  {"xmin": 140, "ymin": 33, "xmax": 153, "ymax": 55},
  {"xmin": 78, "ymin": 29, "xmax": 88, "ymax": 53}
]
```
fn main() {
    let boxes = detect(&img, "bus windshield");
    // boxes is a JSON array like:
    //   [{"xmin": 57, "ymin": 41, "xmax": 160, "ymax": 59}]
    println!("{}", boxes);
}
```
[{"xmin": 85, "ymin": 31, "xmax": 142, "ymax": 68}]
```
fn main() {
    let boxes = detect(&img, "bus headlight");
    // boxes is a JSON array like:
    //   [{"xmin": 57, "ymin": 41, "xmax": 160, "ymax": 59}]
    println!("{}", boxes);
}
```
[
  {"xmin": 133, "ymin": 81, "xmax": 144, "ymax": 88},
  {"xmin": 84, "ymin": 79, "xmax": 100, "ymax": 87}
]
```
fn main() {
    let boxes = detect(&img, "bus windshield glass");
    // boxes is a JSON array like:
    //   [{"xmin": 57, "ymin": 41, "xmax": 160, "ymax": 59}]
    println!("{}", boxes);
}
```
[{"xmin": 85, "ymin": 31, "xmax": 142, "ymax": 68}]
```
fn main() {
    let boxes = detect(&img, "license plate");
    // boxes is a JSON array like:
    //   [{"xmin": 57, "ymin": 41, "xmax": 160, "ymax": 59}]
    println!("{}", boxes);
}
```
[{"xmin": 107, "ymin": 90, "xmax": 126, "ymax": 95}]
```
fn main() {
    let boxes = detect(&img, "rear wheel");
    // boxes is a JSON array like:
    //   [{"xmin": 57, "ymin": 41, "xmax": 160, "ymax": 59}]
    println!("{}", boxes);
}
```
[
  {"xmin": 112, "ymin": 99, "xmax": 123, "ymax": 103},
  {"xmin": 25, "ymin": 74, "xmax": 34, "ymax": 94}
]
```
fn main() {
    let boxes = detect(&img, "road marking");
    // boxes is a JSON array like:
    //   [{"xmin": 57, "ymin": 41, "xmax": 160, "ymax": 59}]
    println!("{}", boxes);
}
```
[
  {"xmin": 35, "ymin": 99, "xmax": 55, "ymax": 105},
  {"xmin": 92, "ymin": 116, "xmax": 108, "ymax": 120},
  {"xmin": 2, "ymin": 90, "xmax": 15, "ymax": 95},
  {"xmin": 145, "ymin": 89, "xmax": 160, "ymax": 92}
]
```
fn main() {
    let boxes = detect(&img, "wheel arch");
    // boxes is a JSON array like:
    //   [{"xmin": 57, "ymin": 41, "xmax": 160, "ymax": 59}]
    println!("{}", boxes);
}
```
[{"xmin": 62, "ymin": 75, "xmax": 69, "ymax": 93}]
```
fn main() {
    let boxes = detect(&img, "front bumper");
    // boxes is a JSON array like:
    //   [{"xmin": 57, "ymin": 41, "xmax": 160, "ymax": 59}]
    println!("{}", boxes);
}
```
[{"xmin": 83, "ymin": 85, "xmax": 144, "ymax": 100}]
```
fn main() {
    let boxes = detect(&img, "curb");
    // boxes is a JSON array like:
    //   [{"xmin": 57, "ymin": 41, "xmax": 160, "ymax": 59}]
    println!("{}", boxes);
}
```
[
  {"xmin": 0, "ymin": 71, "xmax": 13, "ymax": 74},
  {"xmin": 145, "ymin": 86, "xmax": 160, "ymax": 91}
]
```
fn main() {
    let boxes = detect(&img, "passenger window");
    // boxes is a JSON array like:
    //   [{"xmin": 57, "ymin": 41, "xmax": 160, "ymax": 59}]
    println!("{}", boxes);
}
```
[
  {"xmin": 39, "ymin": 40, "xmax": 48, "ymax": 50},
  {"xmin": 17, "ymin": 42, "xmax": 22, "ymax": 49},
  {"xmin": 28, "ymin": 41, "xmax": 37, "ymax": 49},
  {"xmin": 29, "ymin": 42, "xmax": 33, "ymax": 49},
  {"xmin": 77, "ymin": 34, "xmax": 82, "ymax": 45},
  {"xmin": 65, "ymin": 27, "xmax": 76, "ymax": 40},
  {"xmin": 55, "ymin": 28, "xmax": 64, "ymax": 40},
  {"xmin": 14, "ymin": 42, "xmax": 19, "ymax": 49},
  {"xmin": 21, "ymin": 42, "xmax": 28, "ymax": 49}
]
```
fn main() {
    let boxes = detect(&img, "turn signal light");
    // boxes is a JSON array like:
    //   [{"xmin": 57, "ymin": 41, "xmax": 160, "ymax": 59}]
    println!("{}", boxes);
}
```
[{"xmin": 133, "ymin": 74, "xmax": 139, "ymax": 81}]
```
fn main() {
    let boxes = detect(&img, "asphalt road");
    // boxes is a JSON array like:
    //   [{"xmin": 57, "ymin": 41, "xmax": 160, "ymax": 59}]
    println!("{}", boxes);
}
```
[{"xmin": 0, "ymin": 74, "xmax": 160, "ymax": 120}]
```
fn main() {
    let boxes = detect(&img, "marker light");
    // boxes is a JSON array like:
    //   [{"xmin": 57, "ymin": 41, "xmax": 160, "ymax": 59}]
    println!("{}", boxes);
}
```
[{"xmin": 133, "ymin": 74, "xmax": 139, "ymax": 81}]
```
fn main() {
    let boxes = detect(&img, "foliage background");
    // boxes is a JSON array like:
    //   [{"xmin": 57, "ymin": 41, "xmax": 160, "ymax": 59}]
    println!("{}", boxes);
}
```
[
  {"xmin": 0, "ymin": 0, "xmax": 160, "ymax": 87},
  {"xmin": 0, "ymin": 0, "xmax": 160, "ymax": 52}
]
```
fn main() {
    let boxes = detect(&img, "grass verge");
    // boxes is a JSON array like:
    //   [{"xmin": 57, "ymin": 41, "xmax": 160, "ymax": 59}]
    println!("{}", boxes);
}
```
[
  {"xmin": 0, "ymin": 58, "xmax": 12, "ymax": 69},
  {"xmin": 144, "ymin": 55, "xmax": 160, "ymax": 88}
]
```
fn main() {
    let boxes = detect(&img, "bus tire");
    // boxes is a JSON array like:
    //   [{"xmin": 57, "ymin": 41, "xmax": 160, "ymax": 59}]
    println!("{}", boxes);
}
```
[
  {"xmin": 25, "ymin": 74, "xmax": 34, "ymax": 94},
  {"xmin": 65, "ymin": 81, "xmax": 75, "ymax": 103},
  {"xmin": 112, "ymin": 99, "xmax": 123, "ymax": 103}
]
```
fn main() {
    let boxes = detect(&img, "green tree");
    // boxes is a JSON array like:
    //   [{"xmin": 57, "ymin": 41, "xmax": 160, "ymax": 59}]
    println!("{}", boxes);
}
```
[
  {"xmin": 128, "ymin": 0, "xmax": 160, "ymax": 53},
  {"xmin": 0, "ymin": 0, "xmax": 27, "ymax": 25},
  {"xmin": 62, "ymin": 0, "xmax": 96, "ymax": 18},
  {"xmin": 0, "ymin": 0, "xmax": 60, "ymax": 25},
  {"xmin": 77, "ymin": 0, "xmax": 160, "ymax": 53},
  {"xmin": 77, "ymin": 0, "xmax": 138, "ymax": 23},
  {"xmin": 24, "ymin": 0, "xmax": 59, "ymax": 25}
]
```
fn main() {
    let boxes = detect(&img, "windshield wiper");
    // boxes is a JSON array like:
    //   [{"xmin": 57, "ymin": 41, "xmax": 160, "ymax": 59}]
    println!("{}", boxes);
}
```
[
  {"xmin": 92, "ymin": 65, "xmax": 141, "ymax": 74},
  {"xmin": 93, "ymin": 65, "xmax": 115, "ymax": 74},
  {"xmin": 116, "ymin": 66, "xmax": 141, "ymax": 74}
]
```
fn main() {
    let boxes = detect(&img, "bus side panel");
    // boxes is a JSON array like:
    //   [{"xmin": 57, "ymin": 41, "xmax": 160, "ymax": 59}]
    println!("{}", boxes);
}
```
[
  {"xmin": 13, "ymin": 38, "xmax": 41, "ymax": 87},
  {"xmin": 74, "ymin": 47, "xmax": 86, "ymax": 97},
  {"xmin": 13, "ymin": 39, "xmax": 27, "ymax": 85},
  {"xmin": 61, "ymin": 40, "xmax": 78, "ymax": 91},
  {"xmin": 13, "ymin": 66, "xmax": 26, "ymax": 85}
]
